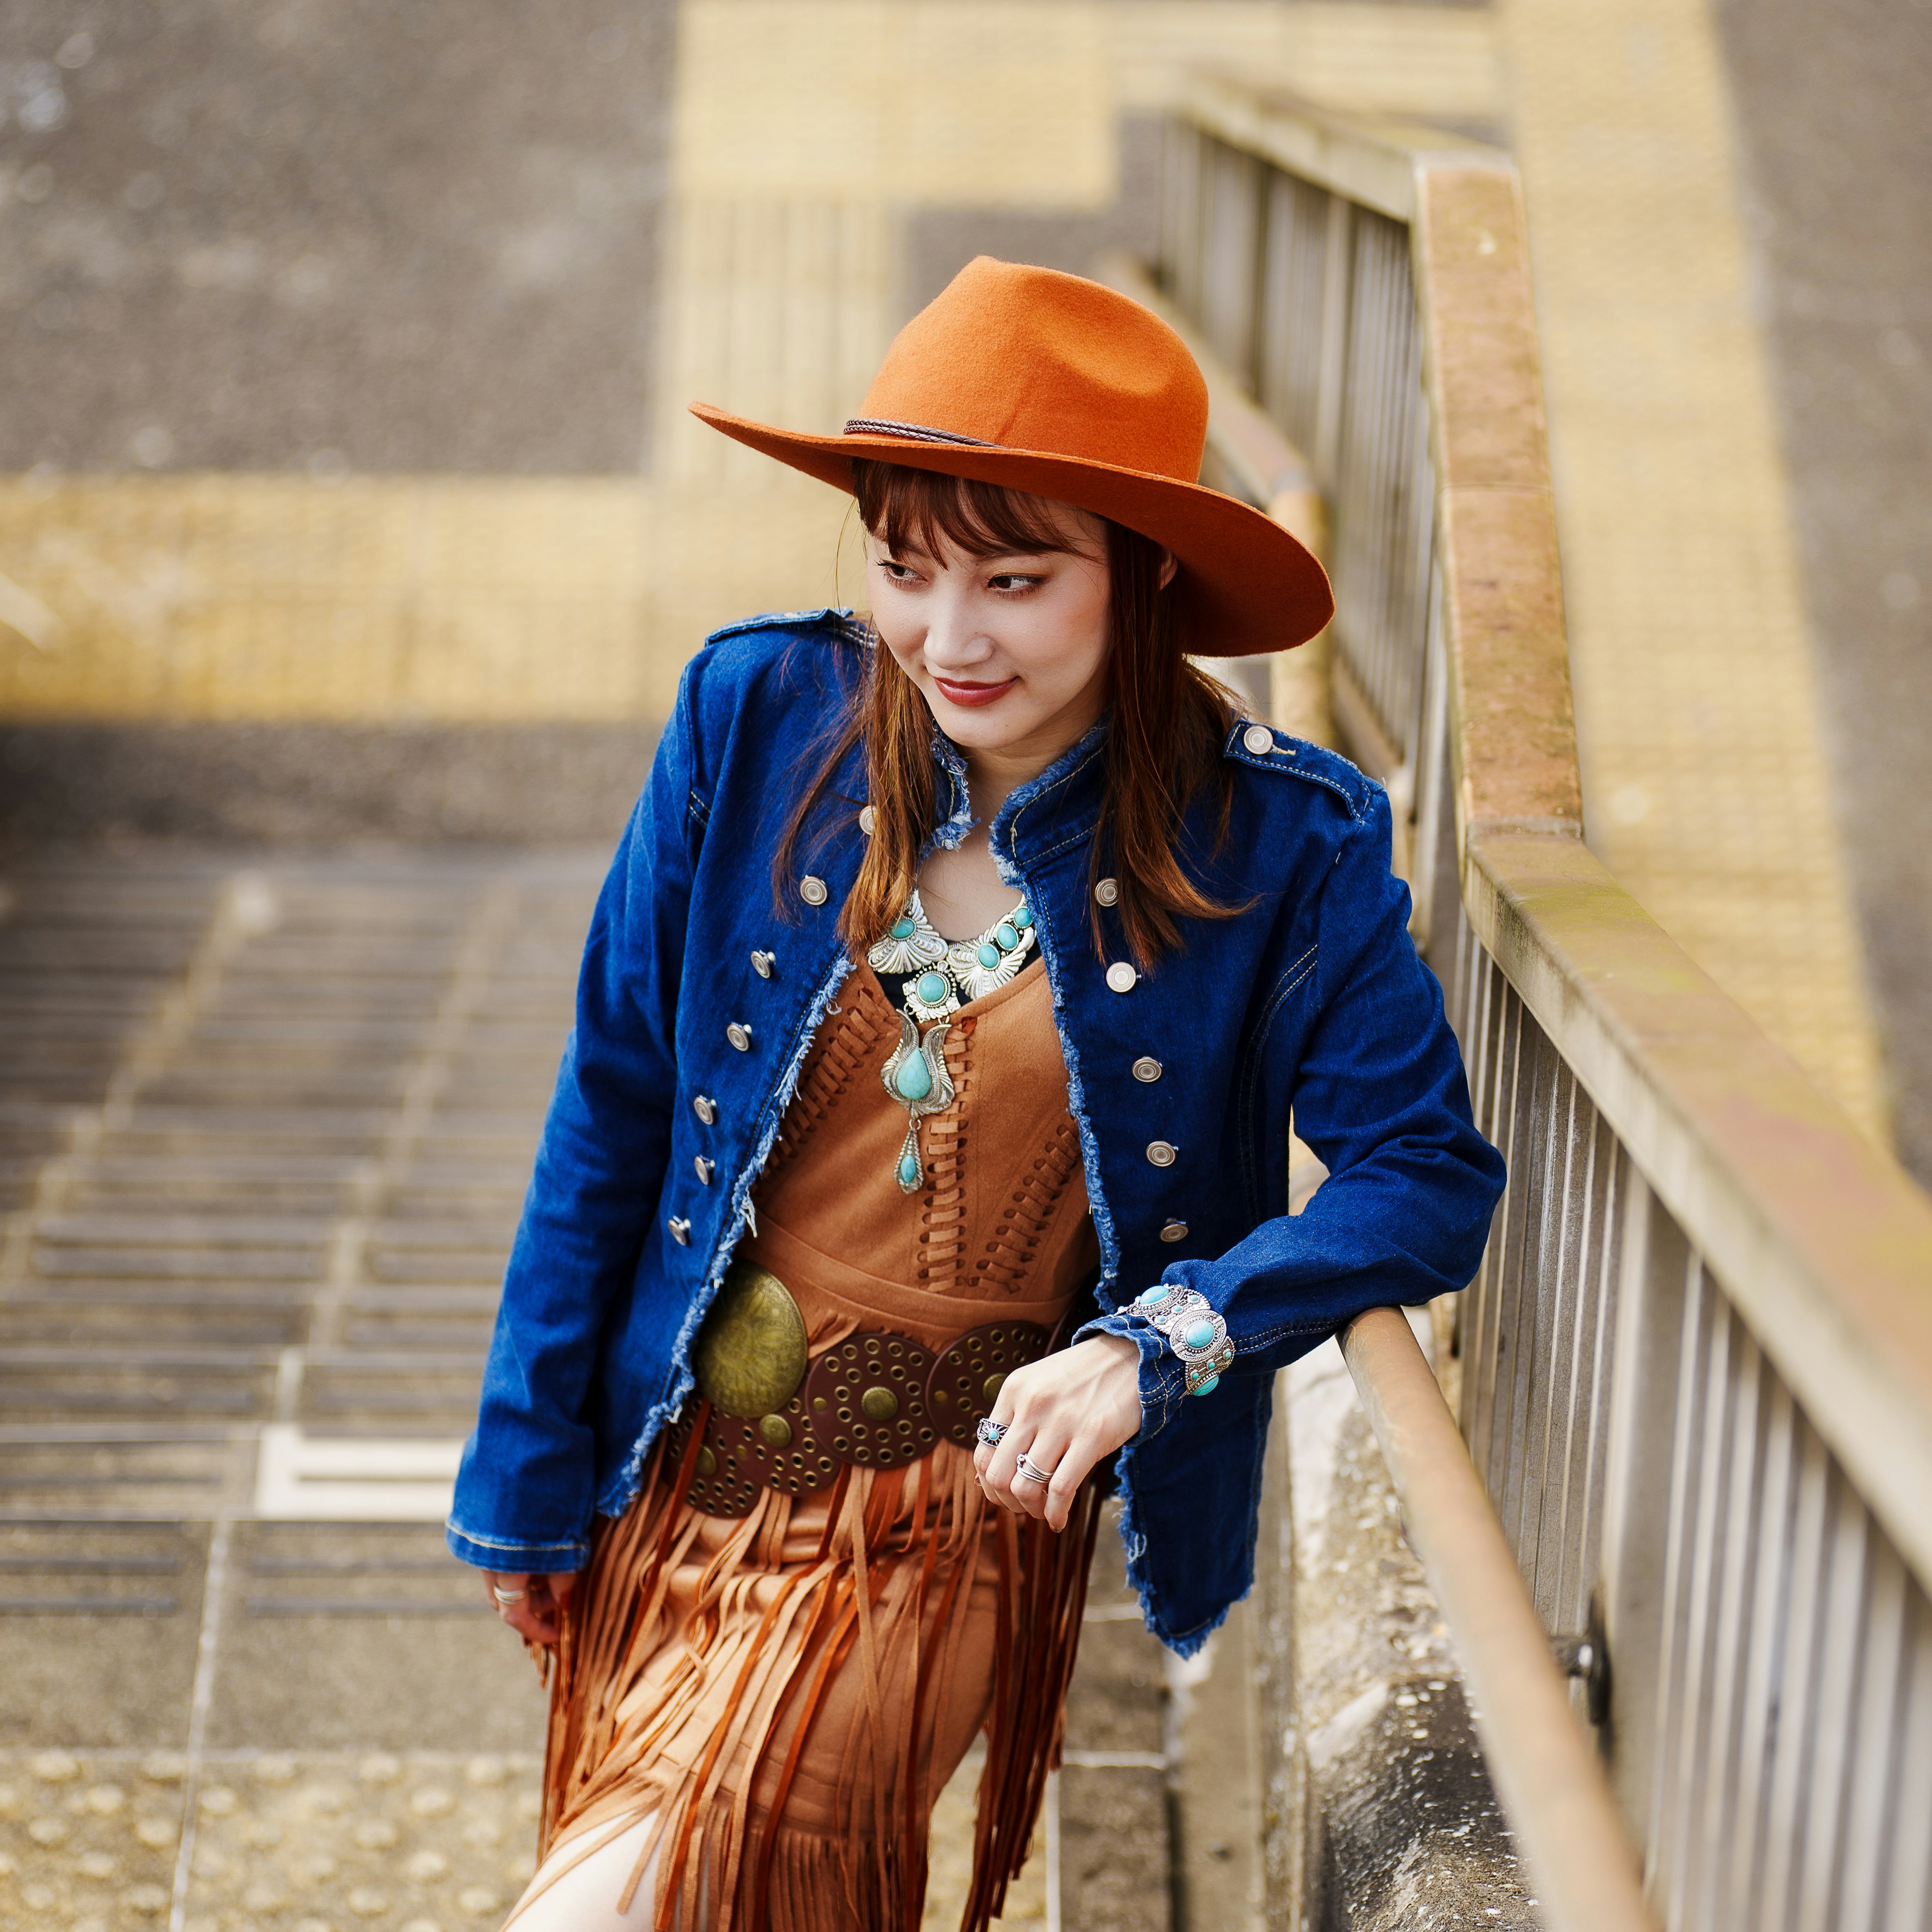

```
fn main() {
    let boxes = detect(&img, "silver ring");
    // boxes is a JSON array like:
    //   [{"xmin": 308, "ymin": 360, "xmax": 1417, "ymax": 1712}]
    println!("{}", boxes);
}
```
[
  {"xmin": 975, "ymin": 1417, "xmax": 1007, "ymax": 1447},
  {"xmin": 1014, "ymin": 1453, "xmax": 1054, "ymax": 1486},
  {"xmin": 491, "ymin": 1586, "xmax": 527, "ymax": 1605}
]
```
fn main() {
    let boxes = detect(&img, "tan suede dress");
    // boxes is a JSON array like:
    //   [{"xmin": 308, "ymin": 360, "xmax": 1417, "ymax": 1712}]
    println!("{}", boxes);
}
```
[{"xmin": 530, "ymin": 957, "xmax": 1102, "ymax": 1932}]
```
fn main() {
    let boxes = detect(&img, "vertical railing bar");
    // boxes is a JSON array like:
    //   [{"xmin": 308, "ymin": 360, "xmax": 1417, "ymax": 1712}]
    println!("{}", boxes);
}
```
[
  {"xmin": 1466, "ymin": 975, "xmax": 1522, "ymax": 1468},
  {"xmin": 1312, "ymin": 192, "xmax": 1350, "ymax": 481},
  {"xmin": 1876, "ymin": 1589, "xmax": 1932, "ymax": 1932},
  {"xmin": 1643, "ymin": 1249, "xmax": 1711, "ymax": 1894},
  {"xmin": 1488, "ymin": 1004, "xmax": 1547, "ymax": 1509},
  {"xmin": 1659, "ymin": 1284, "xmax": 1736, "ymax": 1926},
  {"xmin": 1833, "ymin": 1539, "xmax": 1910, "ymax": 1932},
  {"xmin": 1557, "ymin": 1109, "xmax": 1616, "ymax": 1633},
  {"xmin": 1582, "ymin": 1135, "xmax": 1626, "ymax": 1623},
  {"xmin": 1521, "ymin": 1062, "xmax": 1583, "ymax": 1607},
  {"xmin": 1496, "ymin": 1029, "xmax": 1560, "ymax": 1540},
  {"xmin": 1754, "ymin": 1421, "xmax": 1834, "ymax": 1927},
  {"xmin": 1792, "ymin": 1481, "xmax": 1872, "ymax": 1932},
  {"xmin": 1726, "ymin": 1372, "xmax": 1798, "ymax": 1926},
  {"xmin": 1544, "ymin": 1092, "xmax": 1602, "ymax": 1632},
  {"xmin": 1689, "ymin": 1325, "xmax": 1766, "ymax": 1932}
]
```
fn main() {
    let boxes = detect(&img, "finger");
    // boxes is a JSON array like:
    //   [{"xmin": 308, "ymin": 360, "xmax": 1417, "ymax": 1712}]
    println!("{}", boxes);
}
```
[
  {"xmin": 978, "ymin": 1430, "xmax": 1032, "ymax": 1514},
  {"xmin": 1042, "ymin": 1435, "xmax": 1100, "ymax": 1533},
  {"xmin": 485, "ymin": 1572, "xmax": 557, "ymax": 1645},
  {"xmin": 1009, "ymin": 1429, "xmax": 1070, "ymax": 1522}
]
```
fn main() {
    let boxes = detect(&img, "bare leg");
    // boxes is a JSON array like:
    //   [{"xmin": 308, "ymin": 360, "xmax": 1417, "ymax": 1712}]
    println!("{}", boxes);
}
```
[{"xmin": 502, "ymin": 1811, "xmax": 677, "ymax": 1932}]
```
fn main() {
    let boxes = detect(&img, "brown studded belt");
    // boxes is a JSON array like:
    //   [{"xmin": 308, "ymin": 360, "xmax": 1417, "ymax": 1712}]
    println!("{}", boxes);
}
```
[{"xmin": 665, "ymin": 1260, "xmax": 1051, "ymax": 1518}]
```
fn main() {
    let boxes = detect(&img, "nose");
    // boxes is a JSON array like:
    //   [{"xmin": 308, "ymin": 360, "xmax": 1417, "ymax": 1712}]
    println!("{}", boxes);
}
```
[{"xmin": 921, "ymin": 584, "xmax": 996, "ymax": 672}]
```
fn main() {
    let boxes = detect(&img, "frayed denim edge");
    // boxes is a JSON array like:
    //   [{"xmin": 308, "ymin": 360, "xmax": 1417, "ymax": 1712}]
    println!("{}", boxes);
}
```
[
  {"xmin": 924, "ymin": 731, "xmax": 974, "ymax": 856},
  {"xmin": 595, "ymin": 946, "xmax": 857, "ymax": 1519}
]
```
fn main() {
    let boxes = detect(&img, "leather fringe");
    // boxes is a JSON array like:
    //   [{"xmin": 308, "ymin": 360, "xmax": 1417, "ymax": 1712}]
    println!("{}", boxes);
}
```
[{"xmin": 525, "ymin": 1436, "xmax": 1097, "ymax": 1932}]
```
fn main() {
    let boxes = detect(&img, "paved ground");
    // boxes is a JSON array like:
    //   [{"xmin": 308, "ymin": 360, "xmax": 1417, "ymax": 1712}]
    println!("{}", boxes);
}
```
[
  {"xmin": 0, "ymin": 0, "xmax": 676, "ymax": 475},
  {"xmin": 1708, "ymin": 0, "xmax": 1932, "ymax": 1183},
  {"xmin": 0, "ymin": 847, "xmax": 1171, "ymax": 1931}
]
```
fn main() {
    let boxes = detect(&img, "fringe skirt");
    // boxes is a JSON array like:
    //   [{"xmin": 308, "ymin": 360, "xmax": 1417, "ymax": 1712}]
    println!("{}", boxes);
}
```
[{"xmin": 523, "ymin": 1418, "xmax": 1100, "ymax": 1932}]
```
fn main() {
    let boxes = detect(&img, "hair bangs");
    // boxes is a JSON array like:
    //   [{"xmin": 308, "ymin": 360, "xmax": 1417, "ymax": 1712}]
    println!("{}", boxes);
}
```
[{"xmin": 852, "ymin": 459, "xmax": 1088, "ymax": 564}]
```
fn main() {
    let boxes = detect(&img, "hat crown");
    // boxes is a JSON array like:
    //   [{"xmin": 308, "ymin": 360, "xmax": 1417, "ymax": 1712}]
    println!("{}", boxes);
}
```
[{"xmin": 859, "ymin": 259, "xmax": 1208, "ymax": 483}]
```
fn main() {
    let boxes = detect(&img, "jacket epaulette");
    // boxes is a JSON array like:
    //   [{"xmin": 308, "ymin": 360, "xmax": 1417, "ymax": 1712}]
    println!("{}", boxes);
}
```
[
  {"xmin": 703, "ymin": 607, "xmax": 861, "ymax": 648},
  {"xmin": 1221, "ymin": 720, "xmax": 1379, "ymax": 820}
]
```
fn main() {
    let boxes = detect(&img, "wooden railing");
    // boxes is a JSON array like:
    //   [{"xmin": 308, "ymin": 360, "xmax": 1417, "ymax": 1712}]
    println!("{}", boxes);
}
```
[{"xmin": 1140, "ymin": 76, "xmax": 1932, "ymax": 1932}]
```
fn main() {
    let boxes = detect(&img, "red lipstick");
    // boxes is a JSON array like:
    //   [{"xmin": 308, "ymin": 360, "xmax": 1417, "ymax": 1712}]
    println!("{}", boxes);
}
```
[{"xmin": 932, "ymin": 675, "xmax": 1018, "ymax": 708}]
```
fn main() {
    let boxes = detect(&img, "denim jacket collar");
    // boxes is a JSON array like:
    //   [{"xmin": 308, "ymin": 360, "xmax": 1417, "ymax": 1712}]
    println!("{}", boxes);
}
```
[{"xmin": 925, "ymin": 717, "xmax": 1109, "ymax": 878}]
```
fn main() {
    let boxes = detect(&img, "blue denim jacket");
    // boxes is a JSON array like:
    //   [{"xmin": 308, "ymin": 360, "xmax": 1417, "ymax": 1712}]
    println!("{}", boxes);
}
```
[{"xmin": 446, "ymin": 609, "xmax": 1504, "ymax": 1654}]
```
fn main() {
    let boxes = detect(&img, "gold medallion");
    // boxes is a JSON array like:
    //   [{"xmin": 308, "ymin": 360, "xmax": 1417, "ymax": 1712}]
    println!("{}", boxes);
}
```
[{"xmin": 693, "ymin": 1261, "xmax": 809, "ymax": 1418}]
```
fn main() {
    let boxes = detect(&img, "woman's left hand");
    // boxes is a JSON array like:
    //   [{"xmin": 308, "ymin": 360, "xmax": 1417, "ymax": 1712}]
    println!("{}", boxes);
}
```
[{"xmin": 974, "ymin": 1333, "xmax": 1143, "ymax": 1533}]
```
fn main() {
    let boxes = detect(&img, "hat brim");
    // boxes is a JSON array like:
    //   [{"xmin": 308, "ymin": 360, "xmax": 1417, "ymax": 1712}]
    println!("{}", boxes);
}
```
[{"xmin": 690, "ymin": 403, "xmax": 1332, "ymax": 659}]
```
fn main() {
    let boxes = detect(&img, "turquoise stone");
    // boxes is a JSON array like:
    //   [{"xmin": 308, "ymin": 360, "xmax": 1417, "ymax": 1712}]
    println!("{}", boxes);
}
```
[
  {"xmin": 994, "ymin": 922, "xmax": 1018, "ymax": 950},
  {"xmin": 892, "ymin": 917, "xmax": 916, "ymax": 940},
  {"xmin": 1192, "ymin": 1373, "xmax": 1220, "ymax": 1396},
  {"xmin": 976, "ymin": 941, "xmax": 1001, "ymax": 970},
  {"xmin": 1136, "ymin": 1286, "xmax": 1167, "ymax": 1308},
  {"xmin": 898, "ymin": 1150, "xmax": 922, "ymax": 1188},
  {"xmin": 1182, "ymin": 1319, "xmax": 1218, "ymax": 1351},
  {"xmin": 915, "ymin": 970, "xmax": 948, "ymax": 1006},
  {"xmin": 894, "ymin": 1052, "xmax": 934, "ymax": 1102},
  {"xmin": 1013, "ymin": 907, "xmax": 1032, "ymax": 929}
]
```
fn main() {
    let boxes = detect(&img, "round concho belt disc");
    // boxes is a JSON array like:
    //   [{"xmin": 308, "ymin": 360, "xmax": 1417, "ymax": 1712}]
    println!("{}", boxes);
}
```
[{"xmin": 693, "ymin": 1261, "xmax": 808, "ymax": 1419}]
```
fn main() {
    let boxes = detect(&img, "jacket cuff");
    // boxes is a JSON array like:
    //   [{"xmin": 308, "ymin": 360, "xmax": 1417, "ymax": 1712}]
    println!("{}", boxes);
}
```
[
  {"xmin": 1073, "ymin": 1309, "xmax": 1190, "ymax": 1444},
  {"xmin": 445, "ymin": 1520, "xmax": 589, "ymax": 1575}
]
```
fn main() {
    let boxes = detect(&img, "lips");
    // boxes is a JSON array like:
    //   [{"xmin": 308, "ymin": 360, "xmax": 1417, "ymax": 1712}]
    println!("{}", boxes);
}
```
[{"xmin": 932, "ymin": 675, "xmax": 1018, "ymax": 709}]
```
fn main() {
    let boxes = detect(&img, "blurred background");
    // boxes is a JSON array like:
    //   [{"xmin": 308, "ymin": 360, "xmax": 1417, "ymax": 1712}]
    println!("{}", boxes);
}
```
[{"xmin": 1, "ymin": 1, "xmax": 1928, "ymax": 1928}]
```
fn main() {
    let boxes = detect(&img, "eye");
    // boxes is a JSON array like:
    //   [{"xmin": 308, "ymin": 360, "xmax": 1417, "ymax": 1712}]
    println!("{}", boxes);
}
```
[
  {"xmin": 988, "ymin": 571, "xmax": 1045, "ymax": 594},
  {"xmin": 877, "ymin": 557, "xmax": 922, "ymax": 584}
]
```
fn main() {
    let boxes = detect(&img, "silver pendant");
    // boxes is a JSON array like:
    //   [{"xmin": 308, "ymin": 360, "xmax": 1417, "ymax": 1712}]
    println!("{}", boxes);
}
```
[{"xmin": 880, "ymin": 1011, "xmax": 955, "ymax": 1192}]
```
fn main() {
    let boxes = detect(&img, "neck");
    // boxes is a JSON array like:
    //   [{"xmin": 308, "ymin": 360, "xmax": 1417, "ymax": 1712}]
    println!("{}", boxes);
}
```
[
  {"xmin": 962, "ymin": 741, "xmax": 1053, "ymax": 836},
  {"xmin": 958, "ymin": 699, "xmax": 1105, "ymax": 836}
]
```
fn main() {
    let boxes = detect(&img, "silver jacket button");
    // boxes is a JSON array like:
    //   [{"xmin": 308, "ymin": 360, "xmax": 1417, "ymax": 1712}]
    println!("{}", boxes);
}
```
[
  {"xmin": 858, "ymin": 804, "xmax": 877, "ymax": 835},
  {"xmin": 799, "ymin": 875, "xmax": 829, "ymax": 906},
  {"xmin": 727, "ymin": 1022, "xmax": 753, "ymax": 1051},
  {"xmin": 1146, "ymin": 1140, "xmax": 1177, "ymax": 1167},
  {"xmin": 668, "ymin": 1216, "xmax": 691, "ymax": 1245},
  {"xmin": 1132, "ymin": 1055, "xmax": 1162, "ymax": 1083},
  {"xmin": 694, "ymin": 1156, "xmax": 715, "ymax": 1184},
  {"xmin": 1242, "ymin": 722, "xmax": 1275, "ymax": 756},
  {"xmin": 1105, "ymin": 961, "xmax": 1138, "ymax": 994},
  {"xmin": 1160, "ymin": 1219, "xmax": 1188, "ymax": 1242},
  {"xmin": 751, "ymin": 949, "xmax": 775, "ymax": 978},
  {"xmin": 1093, "ymin": 876, "xmax": 1119, "ymax": 907},
  {"xmin": 692, "ymin": 1093, "xmax": 717, "ymax": 1124}
]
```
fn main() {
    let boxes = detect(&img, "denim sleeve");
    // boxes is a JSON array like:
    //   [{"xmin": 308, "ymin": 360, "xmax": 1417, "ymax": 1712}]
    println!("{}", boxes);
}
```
[
  {"xmin": 1078, "ymin": 787, "xmax": 1505, "ymax": 1444},
  {"xmin": 446, "ymin": 671, "xmax": 701, "ymax": 1573}
]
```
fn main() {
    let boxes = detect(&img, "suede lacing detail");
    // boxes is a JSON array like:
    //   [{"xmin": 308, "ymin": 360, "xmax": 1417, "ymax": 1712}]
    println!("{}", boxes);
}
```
[
  {"xmin": 971, "ymin": 1116, "xmax": 1084, "ymax": 1295},
  {"xmin": 916, "ymin": 1018, "xmax": 975, "ymax": 1292},
  {"xmin": 770, "ymin": 979, "xmax": 889, "ymax": 1173}
]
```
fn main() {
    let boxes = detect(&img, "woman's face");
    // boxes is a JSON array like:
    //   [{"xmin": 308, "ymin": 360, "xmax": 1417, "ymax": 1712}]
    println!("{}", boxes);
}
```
[{"xmin": 865, "ymin": 502, "xmax": 1112, "ymax": 764}]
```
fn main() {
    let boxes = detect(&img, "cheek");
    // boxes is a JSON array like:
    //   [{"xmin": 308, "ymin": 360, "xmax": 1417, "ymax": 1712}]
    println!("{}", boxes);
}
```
[{"xmin": 1018, "ymin": 583, "xmax": 1110, "ymax": 690}]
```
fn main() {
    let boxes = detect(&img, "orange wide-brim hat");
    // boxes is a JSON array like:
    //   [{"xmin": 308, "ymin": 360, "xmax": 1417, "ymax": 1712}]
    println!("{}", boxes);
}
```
[{"xmin": 691, "ymin": 257, "xmax": 1331, "ymax": 658}]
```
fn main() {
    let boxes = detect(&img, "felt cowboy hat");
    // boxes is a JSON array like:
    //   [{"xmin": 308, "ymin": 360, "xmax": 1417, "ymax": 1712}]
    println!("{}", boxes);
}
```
[{"xmin": 690, "ymin": 256, "xmax": 1332, "ymax": 658}]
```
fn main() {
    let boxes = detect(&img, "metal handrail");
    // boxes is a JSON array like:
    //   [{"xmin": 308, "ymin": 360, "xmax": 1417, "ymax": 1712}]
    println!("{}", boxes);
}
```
[
  {"xmin": 1342, "ymin": 1306, "xmax": 1654, "ymax": 1932},
  {"xmin": 1155, "ymin": 73, "xmax": 1932, "ymax": 1932}
]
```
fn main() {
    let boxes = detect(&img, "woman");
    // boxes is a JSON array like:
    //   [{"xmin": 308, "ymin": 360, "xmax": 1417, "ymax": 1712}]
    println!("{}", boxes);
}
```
[{"xmin": 448, "ymin": 257, "xmax": 1505, "ymax": 1931}]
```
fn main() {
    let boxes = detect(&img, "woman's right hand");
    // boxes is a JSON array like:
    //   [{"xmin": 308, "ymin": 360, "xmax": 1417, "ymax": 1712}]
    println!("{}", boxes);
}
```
[{"xmin": 482, "ymin": 1570, "xmax": 577, "ymax": 1646}]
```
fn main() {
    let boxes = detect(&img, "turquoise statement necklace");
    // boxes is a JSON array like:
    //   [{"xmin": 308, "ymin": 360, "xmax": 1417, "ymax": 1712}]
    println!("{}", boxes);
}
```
[{"xmin": 866, "ymin": 889, "xmax": 1035, "ymax": 1193}]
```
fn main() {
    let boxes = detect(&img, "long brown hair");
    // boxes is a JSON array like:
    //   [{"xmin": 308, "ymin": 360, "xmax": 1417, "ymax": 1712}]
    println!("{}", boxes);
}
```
[{"xmin": 773, "ymin": 462, "xmax": 1243, "ymax": 969}]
